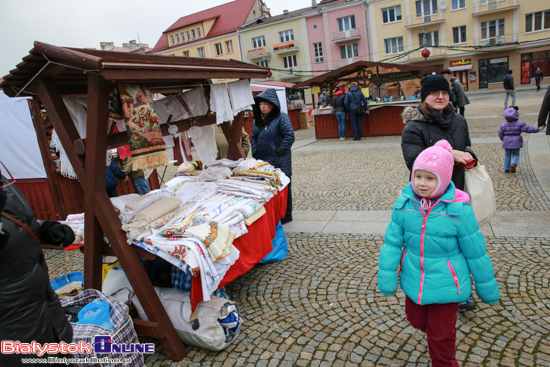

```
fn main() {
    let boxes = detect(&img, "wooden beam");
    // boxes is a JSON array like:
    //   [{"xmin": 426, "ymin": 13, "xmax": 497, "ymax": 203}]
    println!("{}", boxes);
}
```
[
  {"xmin": 34, "ymin": 41, "xmax": 103, "ymax": 70},
  {"xmin": 101, "ymin": 69, "xmax": 268, "ymax": 81},
  {"xmin": 35, "ymin": 78, "xmax": 86, "ymax": 179},
  {"xmin": 221, "ymin": 112, "xmax": 246, "ymax": 160},
  {"xmin": 28, "ymin": 98, "xmax": 67, "ymax": 220}
]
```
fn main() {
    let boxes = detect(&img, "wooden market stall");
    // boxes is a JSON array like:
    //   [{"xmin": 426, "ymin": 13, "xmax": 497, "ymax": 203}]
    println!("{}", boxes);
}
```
[
  {"xmin": 293, "ymin": 61, "xmax": 444, "ymax": 139},
  {"xmin": 0, "ymin": 41, "xmax": 272, "ymax": 360}
]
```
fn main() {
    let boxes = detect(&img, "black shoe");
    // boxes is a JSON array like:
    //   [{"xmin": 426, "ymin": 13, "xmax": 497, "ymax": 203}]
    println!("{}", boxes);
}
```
[
  {"xmin": 458, "ymin": 298, "xmax": 476, "ymax": 312},
  {"xmin": 281, "ymin": 217, "xmax": 292, "ymax": 224}
]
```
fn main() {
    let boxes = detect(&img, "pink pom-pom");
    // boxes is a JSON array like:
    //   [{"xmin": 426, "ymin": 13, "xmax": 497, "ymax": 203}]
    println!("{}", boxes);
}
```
[{"xmin": 434, "ymin": 139, "xmax": 452, "ymax": 152}]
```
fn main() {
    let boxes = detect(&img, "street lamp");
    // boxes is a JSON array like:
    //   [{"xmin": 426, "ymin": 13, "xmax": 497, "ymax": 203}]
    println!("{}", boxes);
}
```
[{"xmin": 420, "ymin": 27, "xmax": 430, "ymax": 67}]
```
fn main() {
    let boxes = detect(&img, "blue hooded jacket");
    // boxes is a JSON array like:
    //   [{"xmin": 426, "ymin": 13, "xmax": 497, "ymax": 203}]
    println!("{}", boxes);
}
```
[
  {"xmin": 378, "ymin": 182, "xmax": 500, "ymax": 306},
  {"xmin": 251, "ymin": 88, "xmax": 295, "ymax": 177},
  {"xmin": 105, "ymin": 159, "xmax": 126, "ymax": 191},
  {"xmin": 344, "ymin": 85, "xmax": 369, "ymax": 112}
]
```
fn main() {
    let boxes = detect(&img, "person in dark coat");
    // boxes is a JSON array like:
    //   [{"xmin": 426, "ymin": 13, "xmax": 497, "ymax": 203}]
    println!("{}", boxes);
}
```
[
  {"xmin": 401, "ymin": 74, "xmax": 478, "ymax": 312},
  {"xmin": 503, "ymin": 70, "xmax": 516, "ymax": 109},
  {"xmin": 344, "ymin": 83, "xmax": 369, "ymax": 141},
  {"xmin": 498, "ymin": 107, "xmax": 539, "ymax": 173},
  {"xmin": 450, "ymin": 77, "xmax": 470, "ymax": 116},
  {"xmin": 251, "ymin": 88, "xmax": 295, "ymax": 224},
  {"xmin": 537, "ymin": 85, "xmax": 550, "ymax": 135},
  {"xmin": 0, "ymin": 164, "xmax": 75, "ymax": 366},
  {"xmin": 535, "ymin": 67, "xmax": 543, "ymax": 91},
  {"xmin": 333, "ymin": 87, "xmax": 347, "ymax": 140},
  {"xmin": 105, "ymin": 156, "xmax": 126, "ymax": 198}
]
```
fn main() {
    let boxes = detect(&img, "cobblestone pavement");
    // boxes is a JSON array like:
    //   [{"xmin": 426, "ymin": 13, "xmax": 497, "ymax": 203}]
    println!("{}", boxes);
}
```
[{"xmin": 44, "ymin": 88, "xmax": 550, "ymax": 366}]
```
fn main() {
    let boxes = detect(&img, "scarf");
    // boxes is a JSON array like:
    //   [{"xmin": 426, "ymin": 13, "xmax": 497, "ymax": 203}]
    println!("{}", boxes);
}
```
[
  {"xmin": 425, "ymin": 105, "xmax": 456, "ymax": 129},
  {"xmin": 118, "ymin": 83, "xmax": 169, "ymax": 170}
]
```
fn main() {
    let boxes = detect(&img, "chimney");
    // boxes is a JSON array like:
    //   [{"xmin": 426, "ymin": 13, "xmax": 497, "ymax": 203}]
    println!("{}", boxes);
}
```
[
  {"xmin": 128, "ymin": 40, "xmax": 138, "ymax": 51},
  {"xmin": 100, "ymin": 42, "xmax": 114, "ymax": 51},
  {"xmin": 283, "ymin": 9, "xmax": 288, "ymax": 14},
  {"xmin": 312, "ymin": 0, "xmax": 317, "ymax": 7}
]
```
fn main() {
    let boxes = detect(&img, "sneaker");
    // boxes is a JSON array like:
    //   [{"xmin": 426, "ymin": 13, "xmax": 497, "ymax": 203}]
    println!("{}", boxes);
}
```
[
  {"xmin": 511, "ymin": 164, "xmax": 516, "ymax": 173},
  {"xmin": 458, "ymin": 298, "xmax": 476, "ymax": 312},
  {"xmin": 340, "ymin": 137, "xmax": 345, "ymax": 141}
]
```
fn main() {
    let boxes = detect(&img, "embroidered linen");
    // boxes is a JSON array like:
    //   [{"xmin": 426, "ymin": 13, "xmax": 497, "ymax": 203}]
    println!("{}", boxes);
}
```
[
  {"xmin": 227, "ymin": 79, "xmax": 255, "ymax": 116},
  {"xmin": 209, "ymin": 84, "xmax": 233, "ymax": 125},
  {"xmin": 122, "ymin": 197, "xmax": 183, "ymax": 239},
  {"xmin": 155, "ymin": 88, "xmax": 209, "ymax": 124},
  {"xmin": 191, "ymin": 125, "xmax": 217, "ymax": 165}
]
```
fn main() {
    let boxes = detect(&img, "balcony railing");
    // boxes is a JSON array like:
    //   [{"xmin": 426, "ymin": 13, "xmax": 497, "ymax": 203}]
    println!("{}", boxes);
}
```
[
  {"xmin": 332, "ymin": 28, "xmax": 361, "ymax": 43},
  {"xmin": 405, "ymin": 11, "xmax": 445, "ymax": 28},
  {"xmin": 474, "ymin": 33, "xmax": 518, "ymax": 47},
  {"xmin": 473, "ymin": 0, "xmax": 519, "ymax": 15}
]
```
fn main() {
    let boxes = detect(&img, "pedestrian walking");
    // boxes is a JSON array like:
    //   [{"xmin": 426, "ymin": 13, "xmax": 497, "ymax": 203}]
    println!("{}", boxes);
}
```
[
  {"xmin": 333, "ymin": 87, "xmax": 347, "ymax": 140},
  {"xmin": 344, "ymin": 83, "xmax": 369, "ymax": 141},
  {"xmin": 503, "ymin": 69, "xmax": 516, "ymax": 109},
  {"xmin": 378, "ymin": 140, "xmax": 500, "ymax": 367},
  {"xmin": 499, "ymin": 106, "xmax": 539, "ymax": 173},
  {"xmin": 537, "ymin": 85, "xmax": 550, "ymax": 135},
  {"xmin": 450, "ymin": 77, "xmax": 470, "ymax": 116},
  {"xmin": 535, "ymin": 67, "xmax": 543, "ymax": 91}
]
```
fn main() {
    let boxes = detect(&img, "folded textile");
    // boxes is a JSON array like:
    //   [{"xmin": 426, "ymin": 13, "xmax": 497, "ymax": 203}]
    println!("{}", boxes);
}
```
[
  {"xmin": 244, "ymin": 206, "xmax": 266, "ymax": 226},
  {"xmin": 204, "ymin": 158, "xmax": 243, "ymax": 169},
  {"xmin": 122, "ymin": 197, "xmax": 183, "ymax": 239},
  {"xmin": 227, "ymin": 79, "xmax": 255, "ymax": 116},
  {"xmin": 209, "ymin": 84, "xmax": 233, "ymax": 125},
  {"xmin": 198, "ymin": 167, "xmax": 232, "ymax": 182},
  {"xmin": 191, "ymin": 125, "xmax": 217, "ymax": 165}
]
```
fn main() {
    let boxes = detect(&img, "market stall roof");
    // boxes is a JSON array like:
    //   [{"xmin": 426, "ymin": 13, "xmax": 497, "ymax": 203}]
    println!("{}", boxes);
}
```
[
  {"xmin": 0, "ymin": 41, "xmax": 269, "ymax": 97},
  {"xmin": 293, "ymin": 60, "xmax": 444, "ymax": 89}
]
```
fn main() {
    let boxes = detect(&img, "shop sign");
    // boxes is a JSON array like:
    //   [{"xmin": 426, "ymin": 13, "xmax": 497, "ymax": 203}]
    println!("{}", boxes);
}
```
[
  {"xmin": 470, "ymin": 71, "xmax": 477, "ymax": 83},
  {"xmin": 372, "ymin": 71, "xmax": 423, "ymax": 85},
  {"xmin": 450, "ymin": 59, "xmax": 471, "ymax": 67},
  {"xmin": 273, "ymin": 40, "xmax": 294, "ymax": 51},
  {"xmin": 247, "ymin": 47, "xmax": 266, "ymax": 57},
  {"xmin": 490, "ymin": 57, "xmax": 507, "ymax": 64}
]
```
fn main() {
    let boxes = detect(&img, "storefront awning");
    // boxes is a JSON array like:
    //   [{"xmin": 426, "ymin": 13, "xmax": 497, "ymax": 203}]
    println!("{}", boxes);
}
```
[{"xmin": 449, "ymin": 64, "xmax": 472, "ymax": 71}]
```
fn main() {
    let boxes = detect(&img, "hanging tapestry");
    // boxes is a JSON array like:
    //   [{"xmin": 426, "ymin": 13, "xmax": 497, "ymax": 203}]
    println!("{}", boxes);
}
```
[{"xmin": 118, "ymin": 83, "xmax": 168, "ymax": 170}]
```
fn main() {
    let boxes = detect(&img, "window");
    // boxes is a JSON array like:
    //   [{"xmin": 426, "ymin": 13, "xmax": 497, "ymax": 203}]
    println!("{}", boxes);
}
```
[
  {"xmin": 226, "ymin": 40, "xmax": 233, "ymax": 53},
  {"xmin": 452, "ymin": 0, "xmax": 465, "ymax": 10},
  {"xmin": 478, "ymin": 57, "xmax": 509, "ymax": 88},
  {"xmin": 384, "ymin": 37, "xmax": 404, "ymax": 54},
  {"xmin": 382, "ymin": 6, "xmax": 402, "ymax": 24},
  {"xmin": 453, "ymin": 26, "xmax": 467, "ymax": 44},
  {"xmin": 313, "ymin": 42, "xmax": 324, "ymax": 63},
  {"xmin": 279, "ymin": 30, "xmax": 294, "ymax": 42},
  {"xmin": 192, "ymin": 29, "xmax": 196, "ymax": 39},
  {"xmin": 197, "ymin": 28, "xmax": 202, "ymax": 38},
  {"xmin": 340, "ymin": 43, "xmax": 358, "ymax": 59},
  {"xmin": 481, "ymin": 19, "xmax": 505, "ymax": 39},
  {"xmin": 215, "ymin": 43, "xmax": 223, "ymax": 56},
  {"xmin": 183, "ymin": 51, "xmax": 190, "ymax": 57},
  {"xmin": 418, "ymin": 30, "xmax": 439, "ymax": 47},
  {"xmin": 252, "ymin": 36, "xmax": 266, "ymax": 48},
  {"xmin": 313, "ymin": 24, "xmax": 318, "ymax": 29},
  {"xmin": 338, "ymin": 16, "xmax": 356, "ymax": 32},
  {"xmin": 283, "ymin": 54, "xmax": 297, "ymax": 69},
  {"xmin": 198, "ymin": 47, "xmax": 205, "ymax": 58},
  {"xmin": 180, "ymin": 33, "xmax": 185, "ymax": 42},
  {"xmin": 256, "ymin": 60, "xmax": 269, "ymax": 68},
  {"xmin": 186, "ymin": 31, "xmax": 190, "ymax": 41},
  {"xmin": 176, "ymin": 34, "xmax": 180, "ymax": 43},
  {"xmin": 525, "ymin": 10, "xmax": 550, "ymax": 32},
  {"xmin": 170, "ymin": 35, "xmax": 175, "ymax": 45},
  {"xmin": 416, "ymin": 0, "xmax": 437, "ymax": 16}
]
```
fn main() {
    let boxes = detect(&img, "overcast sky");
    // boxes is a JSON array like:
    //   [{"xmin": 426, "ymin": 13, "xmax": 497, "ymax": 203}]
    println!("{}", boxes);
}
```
[{"xmin": 0, "ymin": 0, "xmax": 315, "ymax": 78}]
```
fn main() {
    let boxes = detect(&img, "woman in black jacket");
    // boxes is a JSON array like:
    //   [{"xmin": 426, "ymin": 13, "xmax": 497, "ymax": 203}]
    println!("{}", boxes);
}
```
[
  {"xmin": 0, "ymin": 165, "xmax": 74, "ymax": 366},
  {"xmin": 400, "ymin": 74, "xmax": 478, "ymax": 312}
]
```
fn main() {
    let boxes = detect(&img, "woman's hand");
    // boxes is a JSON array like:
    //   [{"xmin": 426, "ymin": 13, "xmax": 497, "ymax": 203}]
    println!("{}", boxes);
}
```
[{"xmin": 452, "ymin": 149, "xmax": 474, "ymax": 165}]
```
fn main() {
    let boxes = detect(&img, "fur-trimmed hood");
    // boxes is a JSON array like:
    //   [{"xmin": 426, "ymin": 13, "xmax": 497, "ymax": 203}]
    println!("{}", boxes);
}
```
[{"xmin": 402, "ymin": 106, "xmax": 426, "ymax": 124}]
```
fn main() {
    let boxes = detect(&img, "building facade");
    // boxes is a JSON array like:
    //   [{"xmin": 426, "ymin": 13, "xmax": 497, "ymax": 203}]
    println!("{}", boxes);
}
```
[{"xmin": 367, "ymin": 0, "xmax": 550, "ymax": 90}]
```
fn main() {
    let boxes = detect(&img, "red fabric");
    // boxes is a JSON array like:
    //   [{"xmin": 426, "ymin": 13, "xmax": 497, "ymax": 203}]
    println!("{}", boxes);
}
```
[
  {"xmin": 454, "ymin": 159, "xmax": 477, "ymax": 169},
  {"xmin": 405, "ymin": 296, "xmax": 459, "ymax": 367},
  {"xmin": 217, "ymin": 187, "xmax": 288, "ymax": 289},
  {"xmin": 117, "ymin": 144, "xmax": 132, "ymax": 160},
  {"xmin": 190, "ymin": 275, "xmax": 202, "ymax": 312}
]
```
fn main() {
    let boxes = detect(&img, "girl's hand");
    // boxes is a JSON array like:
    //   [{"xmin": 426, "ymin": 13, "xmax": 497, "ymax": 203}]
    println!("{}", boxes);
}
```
[{"xmin": 452, "ymin": 150, "xmax": 474, "ymax": 165}]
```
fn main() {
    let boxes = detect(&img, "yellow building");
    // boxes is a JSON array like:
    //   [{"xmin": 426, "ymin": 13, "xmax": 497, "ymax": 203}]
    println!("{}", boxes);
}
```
[
  {"xmin": 367, "ymin": 0, "xmax": 550, "ymax": 90},
  {"xmin": 152, "ymin": 0, "xmax": 270, "ymax": 62}
]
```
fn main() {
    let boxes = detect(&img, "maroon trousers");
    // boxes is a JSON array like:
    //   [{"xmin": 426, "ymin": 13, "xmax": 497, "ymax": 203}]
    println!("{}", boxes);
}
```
[{"xmin": 405, "ymin": 296, "xmax": 460, "ymax": 367}]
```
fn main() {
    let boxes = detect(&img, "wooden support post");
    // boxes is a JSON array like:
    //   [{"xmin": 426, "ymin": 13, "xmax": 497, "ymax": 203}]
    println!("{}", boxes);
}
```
[{"xmin": 222, "ymin": 111, "xmax": 246, "ymax": 161}]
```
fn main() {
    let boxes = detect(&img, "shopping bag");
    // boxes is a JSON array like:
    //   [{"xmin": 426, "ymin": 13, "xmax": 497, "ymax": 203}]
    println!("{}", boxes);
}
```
[{"xmin": 464, "ymin": 164, "xmax": 496, "ymax": 227}]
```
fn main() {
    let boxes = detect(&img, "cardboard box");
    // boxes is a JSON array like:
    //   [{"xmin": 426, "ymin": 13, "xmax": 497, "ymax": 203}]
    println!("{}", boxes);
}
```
[
  {"xmin": 299, "ymin": 112, "xmax": 307, "ymax": 123},
  {"xmin": 300, "ymin": 120, "xmax": 308, "ymax": 129},
  {"xmin": 307, "ymin": 120, "xmax": 315, "ymax": 128}
]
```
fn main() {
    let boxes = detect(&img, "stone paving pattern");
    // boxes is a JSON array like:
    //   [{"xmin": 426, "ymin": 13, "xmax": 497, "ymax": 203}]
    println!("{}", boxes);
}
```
[{"xmin": 44, "ymin": 86, "xmax": 550, "ymax": 366}]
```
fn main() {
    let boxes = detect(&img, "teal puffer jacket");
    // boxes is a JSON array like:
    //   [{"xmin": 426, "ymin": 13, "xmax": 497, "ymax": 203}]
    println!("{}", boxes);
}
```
[{"xmin": 378, "ymin": 182, "xmax": 500, "ymax": 305}]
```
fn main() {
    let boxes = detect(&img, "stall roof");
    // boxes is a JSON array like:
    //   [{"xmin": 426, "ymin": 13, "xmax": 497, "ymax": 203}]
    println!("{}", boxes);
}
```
[
  {"xmin": 0, "ymin": 41, "xmax": 270, "ymax": 97},
  {"xmin": 293, "ymin": 60, "xmax": 444, "ymax": 89}
]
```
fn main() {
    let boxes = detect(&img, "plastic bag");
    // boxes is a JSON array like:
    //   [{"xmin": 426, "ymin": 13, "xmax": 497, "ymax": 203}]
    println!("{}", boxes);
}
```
[{"xmin": 76, "ymin": 299, "xmax": 114, "ymax": 330}]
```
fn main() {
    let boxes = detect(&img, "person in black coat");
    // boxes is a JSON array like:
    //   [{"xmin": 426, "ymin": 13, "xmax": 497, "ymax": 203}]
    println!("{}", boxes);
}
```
[
  {"xmin": 537, "ymin": 85, "xmax": 550, "ymax": 135},
  {"xmin": 251, "ymin": 88, "xmax": 295, "ymax": 224},
  {"xmin": 401, "ymin": 74, "xmax": 478, "ymax": 312},
  {"xmin": 105, "ymin": 156, "xmax": 126, "ymax": 198},
  {"xmin": 0, "ymin": 164, "xmax": 75, "ymax": 366}
]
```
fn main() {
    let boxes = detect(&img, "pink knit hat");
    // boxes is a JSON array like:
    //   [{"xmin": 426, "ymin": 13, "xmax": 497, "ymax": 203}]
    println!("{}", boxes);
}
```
[{"xmin": 412, "ymin": 140, "xmax": 454, "ymax": 199}]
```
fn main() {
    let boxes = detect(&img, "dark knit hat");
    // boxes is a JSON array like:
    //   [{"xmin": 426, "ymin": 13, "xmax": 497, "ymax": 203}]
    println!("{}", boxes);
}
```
[{"xmin": 420, "ymin": 74, "xmax": 450, "ymax": 102}]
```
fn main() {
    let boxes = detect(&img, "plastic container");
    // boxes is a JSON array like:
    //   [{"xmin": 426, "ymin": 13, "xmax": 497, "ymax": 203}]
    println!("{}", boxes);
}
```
[{"xmin": 50, "ymin": 272, "xmax": 84, "ymax": 291}]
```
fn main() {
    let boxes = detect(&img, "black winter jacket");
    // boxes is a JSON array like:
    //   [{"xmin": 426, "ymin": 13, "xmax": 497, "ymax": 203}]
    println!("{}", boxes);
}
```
[
  {"xmin": 401, "ymin": 104, "xmax": 475, "ymax": 190},
  {"xmin": 0, "ymin": 176, "xmax": 73, "ymax": 366},
  {"xmin": 503, "ymin": 75, "xmax": 514, "ymax": 90},
  {"xmin": 251, "ymin": 88, "xmax": 296, "ymax": 177},
  {"xmin": 538, "ymin": 85, "xmax": 550, "ymax": 136},
  {"xmin": 333, "ymin": 93, "xmax": 346, "ymax": 112}
]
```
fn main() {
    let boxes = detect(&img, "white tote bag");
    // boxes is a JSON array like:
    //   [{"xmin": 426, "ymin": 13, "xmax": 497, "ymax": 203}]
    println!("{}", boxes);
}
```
[{"xmin": 464, "ymin": 164, "xmax": 496, "ymax": 227}]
